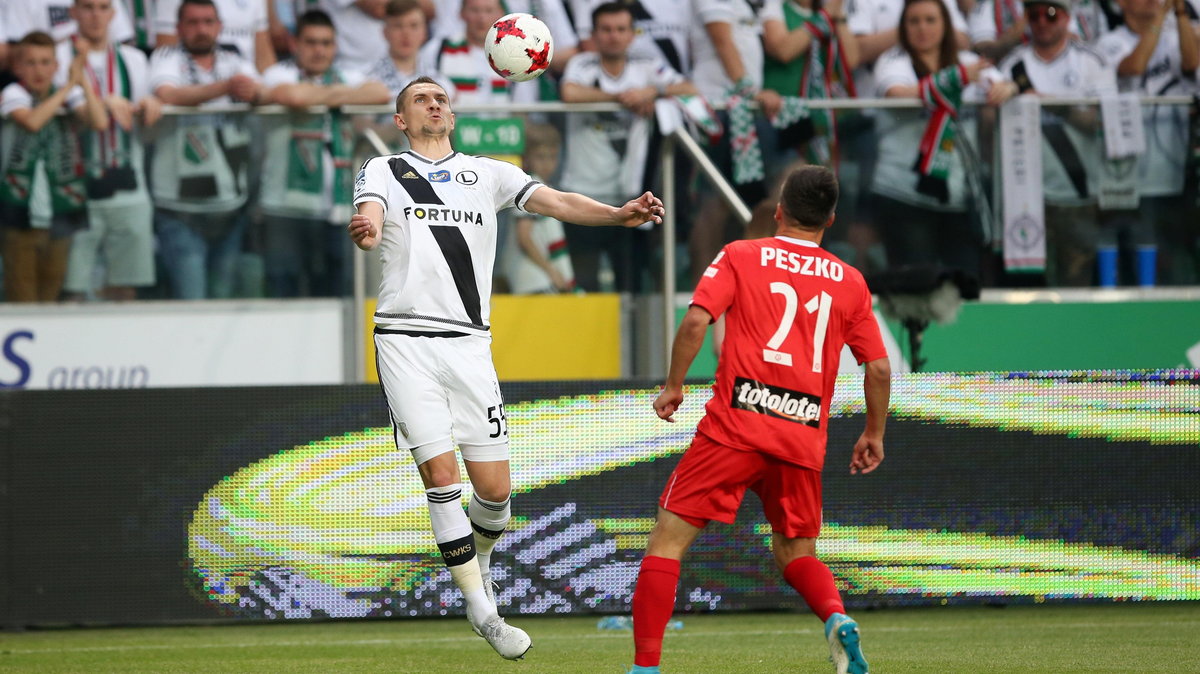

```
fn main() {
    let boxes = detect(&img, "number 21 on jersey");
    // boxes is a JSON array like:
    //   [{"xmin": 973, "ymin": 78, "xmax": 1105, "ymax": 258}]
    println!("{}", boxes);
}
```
[{"xmin": 764, "ymin": 282, "xmax": 832, "ymax": 373}]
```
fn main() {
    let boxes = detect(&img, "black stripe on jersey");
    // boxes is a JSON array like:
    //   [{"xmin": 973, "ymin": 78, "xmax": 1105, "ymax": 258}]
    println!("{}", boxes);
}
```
[
  {"xmin": 388, "ymin": 156, "xmax": 445, "ymax": 204},
  {"xmin": 428, "ymin": 225, "xmax": 484, "ymax": 328}
]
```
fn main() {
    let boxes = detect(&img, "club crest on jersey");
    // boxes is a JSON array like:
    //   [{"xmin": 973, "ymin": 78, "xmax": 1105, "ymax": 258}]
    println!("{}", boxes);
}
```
[
  {"xmin": 730, "ymin": 377, "xmax": 821, "ymax": 427},
  {"xmin": 403, "ymin": 206, "xmax": 484, "ymax": 226},
  {"xmin": 456, "ymin": 171, "xmax": 478, "ymax": 185},
  {"xmin": 428, "ymin": 170, "xmax": 450, "ymax": 182}
]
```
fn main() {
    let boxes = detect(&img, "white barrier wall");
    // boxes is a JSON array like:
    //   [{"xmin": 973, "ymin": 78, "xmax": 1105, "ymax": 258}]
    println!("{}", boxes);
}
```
[{"xmin": 0, "ymin": 300, "xmax": 345, "ymax": 389}]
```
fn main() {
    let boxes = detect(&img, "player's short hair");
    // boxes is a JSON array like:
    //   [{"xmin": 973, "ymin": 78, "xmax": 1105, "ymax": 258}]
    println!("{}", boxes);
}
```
[
  {"xmin": 14, "ymin": 31, "xmax": 56, "ymax": 52},
  {"xmin": 385, "ymin": 0, "xmax": 424, "ymax": 19},
  {"xmin": 396, "ymin": 75, "xmax": 447, "ymax": 113},
  {"xmin": 779, "ymin": 165, "xmax": 839, "ymax": 230},
  {"xmin": 295, "ymin": 8, "xmax": 335, "ymax": 36},
  {"xmin": 591, "ymin": 2, "xmax": 634, "ymax": 27},
  {"xmin": 178, "ymin": 0, "xmax": 219, "ymax": 23}
]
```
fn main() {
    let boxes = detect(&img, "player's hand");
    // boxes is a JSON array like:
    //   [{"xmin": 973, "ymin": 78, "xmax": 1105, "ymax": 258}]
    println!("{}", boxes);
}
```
[
  {"xmin": 348, "ymin": 213, "xmax": 379, "ymax": 250},
  {"xmin": 654, "ymin": 385, "xmax": 684, "ymax": 422},
  {"xmin": 850, "ymin": 433, "xmax": 884, "ymax": 474},
  {"xmin": 618, "ymin": 191, "xmax": 664, "ymax": 228}
]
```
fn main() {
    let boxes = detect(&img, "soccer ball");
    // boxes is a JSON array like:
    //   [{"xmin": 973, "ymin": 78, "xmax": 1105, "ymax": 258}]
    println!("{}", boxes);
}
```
[{"xmin": 484, "ymin": 13, "xmax": 554, "ymax": 83}]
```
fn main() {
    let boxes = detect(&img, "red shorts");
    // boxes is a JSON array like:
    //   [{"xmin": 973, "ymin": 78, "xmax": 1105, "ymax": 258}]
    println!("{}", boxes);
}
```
[{"xmin": 659, "ymin": 432, "xmax": 822, "ymax": 538}]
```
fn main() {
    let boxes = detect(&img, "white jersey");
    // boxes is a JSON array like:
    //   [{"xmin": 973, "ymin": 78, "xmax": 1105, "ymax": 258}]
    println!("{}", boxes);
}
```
[
  {"xmin": 559, "ymin": 52, "xmax": 684, "ymax": 201},
  {"xmin": 4, "ymin": 0, "xmax": 134, "ymax": 43},
  {"xmin": 871, "ymin": 49, "xmax": 998, "ymax": 210},
  {"xmin": 691, "ymin": 0, "xmax": 767, "ymax": 102},
  {"xmin": 999, "ymin": 42, "xmax": 1117, "ymax": 205},
  {"xmin": 147, "ymin": 45, "xmax": 260, "ymax": 212},
  {"xmin": 570, "ymin": 0, "xmax": 693, "ymax": 75},
  {"xmin": 354, "ymin": 150, "xmax": 543, "ymax": 334},
  {"xmin": 319, "ymin": 0, "xmax": 386, "ymax": 71},
  {"xmin": 1095, "ymin": 23, "xmax": 1196, "ymax": 196},
  {"xmin": 156, "ymin": 0, "xmax": 268, "ymax": 64}
]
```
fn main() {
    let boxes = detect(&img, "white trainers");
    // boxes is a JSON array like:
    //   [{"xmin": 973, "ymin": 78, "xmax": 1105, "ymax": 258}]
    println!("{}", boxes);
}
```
[
  {"xmin": 475, "ymin": 614, "xmax": 532, "ymax": 660},
  {"xmin": 482, "ymin": 573, "xmax": 497, "ymax": 611},
  {"xmin": 824, "ymin": 612, "xmax": 868, "ymax": 674}
]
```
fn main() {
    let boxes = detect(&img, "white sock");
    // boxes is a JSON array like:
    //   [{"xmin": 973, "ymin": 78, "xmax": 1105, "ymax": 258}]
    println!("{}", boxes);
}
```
[
  {"xmin": 469, "ymin": 492, "xmax": 511, "ymax": 578},
  {"xmin": 427, "ymin": 485, "xmax": 494, "ymax": 621}
]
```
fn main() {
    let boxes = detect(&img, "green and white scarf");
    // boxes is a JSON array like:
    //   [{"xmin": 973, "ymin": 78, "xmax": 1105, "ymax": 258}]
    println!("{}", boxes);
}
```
[
  {"xmin": 0, "ymin": 86, "xmax": 87, "ymax": 214},
  {"xmin": 763, "ymin": 5, "xmax": 856, "ymax": 165},
  {"xmin": 915, "ymin": 63, "xmax": 967, "ymax": 203},
  {"xmin": 284, "ymin": 67, "xmax": 355, "ymax": 220}
]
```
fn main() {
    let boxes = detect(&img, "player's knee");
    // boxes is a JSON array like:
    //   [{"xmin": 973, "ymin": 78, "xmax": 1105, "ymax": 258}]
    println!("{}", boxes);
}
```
[
  {"xmin": 772, "ymin": 534, "xmax": 818, "ymax": 566},
  {"xmin": 416, "ymin": 447, "xmax": 459, "ymax": 487}
]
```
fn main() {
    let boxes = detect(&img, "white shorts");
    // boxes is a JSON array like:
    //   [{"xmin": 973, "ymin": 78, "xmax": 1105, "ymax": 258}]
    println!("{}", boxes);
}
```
[
  {"xmin": 64, "ymin": 196, "xmax": 155, "ymax": 292},
  {"xmin": 374, "ymin": 328, "xmax": 509, "ymax": 465}
]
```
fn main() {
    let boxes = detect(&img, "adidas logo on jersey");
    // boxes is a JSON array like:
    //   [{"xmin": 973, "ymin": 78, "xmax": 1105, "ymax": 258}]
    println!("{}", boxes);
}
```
[
  {"xmin": 731, "ymin": 377, "xmax": 821, "ymax": 427},
  {"xmin": 403, "ymin": 206, "xmax": 484, "ymax": 226},
  {"xmin": 401, "ymin": 171, "xmax": 418, "ymax": 179}
]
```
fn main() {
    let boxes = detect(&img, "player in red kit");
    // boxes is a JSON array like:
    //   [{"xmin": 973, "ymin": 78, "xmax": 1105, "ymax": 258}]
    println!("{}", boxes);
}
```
[{"xmin": 629, "ymin": 166, "xmax": 891, "ymax": 674}]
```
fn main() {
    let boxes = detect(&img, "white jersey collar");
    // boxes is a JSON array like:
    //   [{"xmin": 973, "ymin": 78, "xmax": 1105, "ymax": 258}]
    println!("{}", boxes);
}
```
[
  {"xmin": 775, "ymin": 235, "xmax": 820, "ymax": 248},
  {"xmin": 404, "ymin": 150, "xmax": 458, "ymax": 166}
]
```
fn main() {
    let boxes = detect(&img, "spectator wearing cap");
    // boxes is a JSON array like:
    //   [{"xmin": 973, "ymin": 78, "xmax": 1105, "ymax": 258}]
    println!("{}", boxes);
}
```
[{"xmin": 998, "ymin": 0, "xmax": 1118, "ymax": 286}]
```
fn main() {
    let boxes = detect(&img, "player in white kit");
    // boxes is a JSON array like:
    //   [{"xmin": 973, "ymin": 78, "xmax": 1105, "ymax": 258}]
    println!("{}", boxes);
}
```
[{"xmin": 348, "ymin": 76, "xmax": 664, "ymax": 660}]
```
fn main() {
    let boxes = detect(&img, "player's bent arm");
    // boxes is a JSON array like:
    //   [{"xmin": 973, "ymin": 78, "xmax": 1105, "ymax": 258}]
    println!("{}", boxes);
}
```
[
  {"xmin": 524, "ymin": 186, "xmax": 615, "ymax": 224},
  {"xmin": 654, "ymin": 305, "xmax": 713, "ymax": 421},
  {"xmin": 666, "ymin": 306, "xmax": 713, "ymax": 389},
  {"xmin": 524, "ymin": 186, "xmax": 663, "ymax": 228},
  {"xmin": 349, "ymin": 201, "xmax": 383, "ymax": 250},
  {"xmin": 862, "ymin": 357, "xmax": 891, "ymax": 440}
]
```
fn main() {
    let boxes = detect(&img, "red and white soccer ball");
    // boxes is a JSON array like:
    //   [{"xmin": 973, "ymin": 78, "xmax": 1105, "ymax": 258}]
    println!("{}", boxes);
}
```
[{"xmin": 484, "ymin": 13, "xmax": 554, "ymax": 83}]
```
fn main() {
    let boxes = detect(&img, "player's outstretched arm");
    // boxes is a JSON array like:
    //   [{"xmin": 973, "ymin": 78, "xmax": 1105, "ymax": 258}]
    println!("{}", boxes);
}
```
[
  {"xmin": 524, "ymin": 186, "xmax": 664, "ymax": 228},
  {"xmin": 851, "ymin": 357, "xmax": 891, "ymax": 474},
  {"xmin": 654, "ymin": 306, "xmax": 713, "ymax": 422},
  {"xmin": 348, "ymin": 202, "xmax": 383, "ymax": 251}
]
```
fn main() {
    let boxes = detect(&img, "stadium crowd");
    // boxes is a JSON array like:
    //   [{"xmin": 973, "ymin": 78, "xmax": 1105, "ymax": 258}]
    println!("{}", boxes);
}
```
[{"xmin": 0, "ymin": 0, "xmax": 1197, "ymax": 302}]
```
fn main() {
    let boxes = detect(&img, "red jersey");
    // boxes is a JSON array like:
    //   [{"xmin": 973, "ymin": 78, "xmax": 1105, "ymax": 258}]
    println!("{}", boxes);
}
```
[{"xmin": 690, "ymin": 236, "xmax": 887, "ymax": 470}]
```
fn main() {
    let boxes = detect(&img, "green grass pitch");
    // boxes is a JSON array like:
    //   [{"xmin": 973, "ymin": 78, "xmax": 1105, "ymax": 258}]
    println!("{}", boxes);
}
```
[{"xmin": 2, "ymin": 603, "xmax": 1197, "ymax": 673}]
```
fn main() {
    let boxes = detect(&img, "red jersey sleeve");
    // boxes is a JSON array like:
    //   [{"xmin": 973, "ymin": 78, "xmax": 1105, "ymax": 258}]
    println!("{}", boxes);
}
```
[
  {"xmin": 844, "ymin": 281, "xmax": 887, "ymax": 364},
  {"xmin": 690, "ymin": 247, "xmax": 737, "ymax": 321}
]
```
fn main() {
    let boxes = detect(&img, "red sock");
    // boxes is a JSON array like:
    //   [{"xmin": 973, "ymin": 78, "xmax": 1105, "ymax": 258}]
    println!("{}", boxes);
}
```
[
  {"xmin": 632, "ymin": 555, "xmax": 681, "ymax": 667},
  {"xmin": 783, "ymin": 555, "xmax": 845, "ymax": 622}
]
